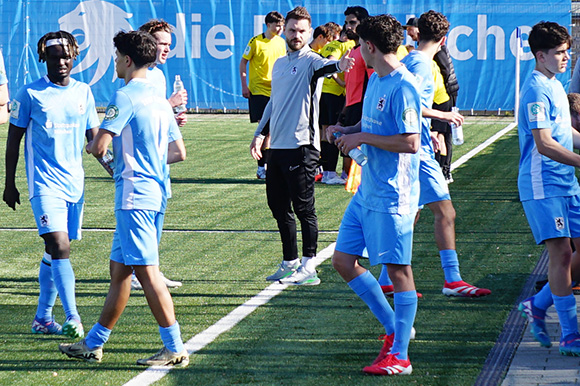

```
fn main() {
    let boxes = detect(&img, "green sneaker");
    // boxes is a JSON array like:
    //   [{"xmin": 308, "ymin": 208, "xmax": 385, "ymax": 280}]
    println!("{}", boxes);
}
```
[
  {"xmin": 266, "ymin": 263, "xmax": 298, "ymax": 281},
  {"xmin": 59, "ymin": 339, "xmax": 103, "ymax": 362},
  {"xmin": 280, "ymin": 266, "xmax": 321, "ymax": 286},
  {"xmin": 62, "ymin": 318, "xmax": 84, "ymax": 339}
]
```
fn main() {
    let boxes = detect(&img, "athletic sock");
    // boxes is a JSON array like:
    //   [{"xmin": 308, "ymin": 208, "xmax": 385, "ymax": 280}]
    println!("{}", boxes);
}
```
[
  {"xmin": 35, "ymin": 253, "xmax": 57, "ymax": 323},
  {"xmin": 378, "ymin": 264, "xmax": 393, "ymax": 287},
  {"xmin": 159, "ymin": 321, "xmax": 185, "ymax": 353},
  {"xmin": 391, "ymin": 291, "xmax": 418, "ymax": 360},
  {"xmin": 347, "ymin": 270, "xmax": 394, "ymax": 335},
  {"xmin": 52, "ymin": 258, "xmax": 80, "ymax": 321},
  {"xmin": 533, "ymin": 283, "xmax": 553, "ymax": 315},
  {"xmin": 553, "ymin": 293, "xmax": 579, "ymax": 339},
  {"xmin": 440, "ymin": 249, "xmax": 462, "ymax": 283},
  {"xmin": 301, "ymin": 256, "xmax": 316, "ymax": 273},
  {"xmin": 85, "ymin": 322, "xmax": 111, "ymax": 349},
  {"xmin": 282, "ymin": 259, "xmax": 300, "ymax": 268}
]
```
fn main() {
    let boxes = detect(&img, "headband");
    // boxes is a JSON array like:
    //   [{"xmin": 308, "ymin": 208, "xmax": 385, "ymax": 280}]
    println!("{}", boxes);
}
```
[{"xmin": 45, "ymin": 38, "xmax": 69, "ymax": 47}]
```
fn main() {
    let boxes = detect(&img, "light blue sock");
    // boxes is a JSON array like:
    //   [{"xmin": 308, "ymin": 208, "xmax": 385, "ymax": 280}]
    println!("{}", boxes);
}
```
[
  {"xmin": 85, "ymin": 323, "xmax": 112, "ymax": 349},
  {"xmin": 52, "ymin": 259, "xmax": 80, "ymax": 321},
  {"xmin": 533, "ymin": 283, "xmax": 553, "ymax": 315},
  {"xmin": 377, "ymin": 265, "xmax": 392, "ymax": 287},
  {"xmin": 440, "ymin": 249, "xmax": 461, "ymax": 283},
  {"xmin": 391, "ymin": 291, "xmax": 418, "ymax": 360},
  {"xmin": 553, "ymin": 294, "xmax": 578, "ymax": 339},
  {"xmin": 348, "ymin": 270, "xmax": 394, "ymax": 335},
  {"xmin": 35, "ymin": 253, "xmax": 57, "ymax": 323},
  {"xmin": 159, "ymin": 321, "xmax": 185, "ymax": 353}
]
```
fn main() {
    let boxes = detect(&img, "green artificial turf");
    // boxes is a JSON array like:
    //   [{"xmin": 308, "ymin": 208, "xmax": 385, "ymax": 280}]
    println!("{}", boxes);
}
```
[{"xmin": 0, "ymin": 115, "xmax": 541, "ymax": 385}]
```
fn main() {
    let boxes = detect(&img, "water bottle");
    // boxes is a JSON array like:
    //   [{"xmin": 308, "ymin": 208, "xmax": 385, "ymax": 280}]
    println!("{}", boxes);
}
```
[
  {"xmin": 98, "ymin": 149, "xmax": 115, "ymax": 177},
  {"xmin": 173, "ymin": 75, "xmax": 187, "ymax": 114},
  {"xmin": 451, "ymin": 106, "xmax": 464, "ymax": 146},
  {"xmin": 333, "ymin": 132, "xmax": 368, "ymax": 166}
]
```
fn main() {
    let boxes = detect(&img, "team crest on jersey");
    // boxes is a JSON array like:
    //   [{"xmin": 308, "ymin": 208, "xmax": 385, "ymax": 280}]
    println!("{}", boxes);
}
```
[
  {"xmin": 10, "ymin": 100, "xmax": 20, "ymax": 119},
  {"xmin": 555, "ymin": 217, "xmax": 565, "ymax": 230},
  {"xmin": 290, "ymin": 66, "xmax": 297, "ymax": 75},
  {"xmin": 104, "ymin": 105, "xmax": 119, "ymax": 120},
  {"xmin": 528, "ymin": 102, "xmax": 545, "ymax": 122},
  {"xmin": 78, "ymin": 102, "xmax": 86, "ymax": 115},
  {"xmin": 39, "ymin": 214, "xmax": 50, "ymax": 227},
  {"xmin": 402, "ymin": 108, "xmax": 419, "ymax": 127},
  {"xmin": 376, "ymin": 96, "xmax": 386, "ymax": 111},
  {"xmin": 243, "ymin": 45, "xmax": 251, "ymax": 56}
]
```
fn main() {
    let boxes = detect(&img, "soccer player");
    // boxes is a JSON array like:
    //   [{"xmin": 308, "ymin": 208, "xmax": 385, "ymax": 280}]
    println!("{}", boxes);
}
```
[
  {"xmin": 59, "ymin": 31, "xmax": 188, "ymax": 366},
  {"xmin": 568, "ymin": 93, "xmax": 580, "ymax": 131},
  {"xmin": 0, "ymin": 49, "xmax": 9, "ymax": 124},
  {"xmin": 3, "ymin": 31, "xmax": 99, "ymax": 339},
  {"xmin": 398, "ymin": 11, "xmax": 491, "ymax": 297},
  {"xmin": 240, "ymin": 11, "xmax": 286, "ymax": 179},
  {"xmin": 517, "ymin": 21, "xmax": 580, "ymax": 356},
  {"xmin": 249, "ymin": 6, "xmax": 354, "ymax": 285},
  {"xmin": 310, "ymin": 25, "xmax": 331, "ymax": 53},
  {"xmin": 328, "ymin": 14, "xmax": 421, "ymax": 376},
  {"xmin": 131, "ymin": 19, "xmax": 187, "ymax": 290}
]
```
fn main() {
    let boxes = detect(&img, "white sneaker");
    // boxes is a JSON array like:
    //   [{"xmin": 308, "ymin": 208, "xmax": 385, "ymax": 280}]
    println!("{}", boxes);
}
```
[
  {"xmin": 323, "ymin": 175, "xmax": 346, "ymax": 185},
  {"xmin": 266, "ymin": 263, "xmax": 298, "ymax": 281},
  {"xmin": 131, "ymin": 274, "xmax": 143, "ymax": 290},
  {"xmin": 160, "ymin": 272, "xmax": 182, "ymax": 288},
  {"xmin": 280, "ymin": 266, "xmax": 321, "ymax": 286},
  {"xmin": 136, "ymin": 346, "xmax": 189, "ymax": 367}
]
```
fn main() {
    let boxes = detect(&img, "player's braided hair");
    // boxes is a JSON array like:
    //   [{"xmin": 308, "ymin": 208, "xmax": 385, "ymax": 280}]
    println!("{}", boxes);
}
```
[
  {"xmin": 37, "ymin": 31, "xmax": 79, "ymax": 62},
  {"xmin": 139, "ymin": 19, "xmax": 173, "ymax": 35}
]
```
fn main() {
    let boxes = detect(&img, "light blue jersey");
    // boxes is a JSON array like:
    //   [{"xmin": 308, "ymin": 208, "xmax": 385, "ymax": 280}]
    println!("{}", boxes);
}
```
[
  {"xmin": 10, "ymin": 76, "xmax": 99, "ymax": 202},
  {"xmin": 0, "ymin": 50, "xmax": 7, "ymax": 85},
  {"xmin": 355, "ymin": 67, "xmax": 421, "ymax": 215},
  {"xmin": 518, "ymin": 70, "xmax": 580, "ymax": 201},
  {"xmin": 401, "ymin": 50, "xmax": 434, "ymax": 155},
  {"xmin": 147, "ymin": 66, "xmax": 166, "ymax": 99},
  {"xmin": 100, "ymin": 78, "xmax": 176, "ymax": 212}
]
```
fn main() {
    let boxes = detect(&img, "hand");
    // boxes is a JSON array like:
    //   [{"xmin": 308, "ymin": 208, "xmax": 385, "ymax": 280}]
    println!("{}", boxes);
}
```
[
  {"xmin": 334, "ymin": 132, "xmax": 361, "ymax": 154},
  {"xmin": 444, "ymin": 110, "xmax": 464, "ymax": 127},
  {"xmin": 326, "ymin": 124, "xmax": 346, "ymax": 143},
  {"xmin": 169, "ymin": 89, "xmax": 188, "ymax": 108},
  {"xmin": 175, "ymin": 112, "xmax": 187, "ymax": 127},
  {"xmin": 339, "ymin": 49, "xmax": 355, "ymax": 73},
  {"xmin": 250, "ymin": 136, "xmax": 264, "ymax": 160},
  {"xmin": 85, "ymin": 140, "xmax": 94, "ymax": 154},
  {"xmin": 3, "ymin": 186, "xmax": 20, "ymax": 210},
  {"xmin": 430, "ymin": 131, "xmax": 441, "ymax": 153},
  {"xmin": 242, "ymin": 84, "xmax": 250, "ymax": 99}
]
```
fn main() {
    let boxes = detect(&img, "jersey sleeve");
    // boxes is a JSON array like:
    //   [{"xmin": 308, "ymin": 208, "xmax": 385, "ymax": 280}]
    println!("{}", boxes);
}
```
[
  {"xmin": 392, "ymin": 82, "xmax": 421, "ymax": 135},
  {"xmin": 320, "ymin": 43, "xmax": 342, "ymax": 59},
  {"xmin": 521, "ymin": 86, "xmax": 552, "ymax": 130},
  {"xmin": 168, "ymin": 121, "xmax": 182, "ymax": 142},
  {"xmin": 85, "ymin": 87, "xmax": 100, "ymax": 129},
  {"xmin": 9, "ymin": 87, "xmax": 31, "ymax": 128},
  {"xmin": 242, "ymin": 37, "xmax": 256, "ymax": 61},
  {"xmin": 100, "ymin": 89, "xmax": 133, "ymax": 136}
]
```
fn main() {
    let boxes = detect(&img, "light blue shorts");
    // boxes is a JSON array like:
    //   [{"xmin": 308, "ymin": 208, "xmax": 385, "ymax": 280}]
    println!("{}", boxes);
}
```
[
  {"xmin": 30, "ymin": 195, "xmax": 84, "ymax": 240},
  {"xmin": 419, "ymin": 154, "xmax": 451, "ymax": 206},
  {"xmin": 110, "ymin": 209, "xmax": 164, "ymax": 266},
  {"xmin": 522, "ymin": 195, "xmax": 580, "ymax": 244},
  {"xmin": 335, "ymin": 198, "xmax": 415, "ymax": 266}
]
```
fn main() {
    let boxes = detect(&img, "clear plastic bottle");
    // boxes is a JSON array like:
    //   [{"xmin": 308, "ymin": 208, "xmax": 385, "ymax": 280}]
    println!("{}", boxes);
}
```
[
  {"xmin": 333, "ymin": 132, "xmax": 368, "ymax": 166},
  {"xmin": 451, "ymin": 106, "xmax": 464, "ymax": 146},
  {"xmin": 98, "ymin": 149, "xmax": 115, "ymax": 177},
  {"xmin": 173, "ymin": 75, "xmax": 187, "ymax": 114}
]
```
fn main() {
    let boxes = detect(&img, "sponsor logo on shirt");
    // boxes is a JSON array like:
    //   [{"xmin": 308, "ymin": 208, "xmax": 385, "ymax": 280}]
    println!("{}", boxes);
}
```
[
  {"xmin": 555, "ymin": 217, "xmax": 565, "ymax": 230},
  {"xmin": 104, "ymin": 105, "xmax": 119, "ymax": 120},
  {"xmin": 528, "ymin": 102, "xmax": 545, "ymax": 122},
  {"xmin": 10, "ymin": 100, "xmax": 20, "ymax": 119},
  {"xmin": 377, "ymin": 96, "xmax": 386, "ymax": 112},
  {"xmin": 243, "ymin": 45, "xmax": 251, "ymax": 56},
  {"xmin": 402, "ymin": 108, "xmax": 419, "ymax": 127}
]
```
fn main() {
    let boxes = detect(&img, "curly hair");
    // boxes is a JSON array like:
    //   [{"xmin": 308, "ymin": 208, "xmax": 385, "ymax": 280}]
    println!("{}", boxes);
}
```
[
  {"xmin": 139, "ymin": 19, "xmax": 172, "ymax": 35},
  {"xmin": 114, "ymin": 30, "xmax": 157, "ymax": 68},
  {"xmin": 357, "ymin": 14, "xmax": 403, "ymax": 55},
  {"xmin": 418, "ymin": 10, "xmax": 449, "ymax": 43},
  {"xmin": 37, "ymin": 31, "xmax": 79, "ymax": 63},
  {"xmin": 528, "ymin": 21, "xmax": 571, "ymax": 56},
  {"xmin": 285, "ymin": 6, "xmax": 311, "ymax": 26}
]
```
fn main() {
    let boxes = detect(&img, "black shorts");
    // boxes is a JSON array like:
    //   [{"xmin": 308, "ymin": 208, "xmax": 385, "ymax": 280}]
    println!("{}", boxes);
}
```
[
  {"xmin": 319, "ymin": 93, "xmax": 345, "ymax": 126},
  {"xmin": 431, "ymin": 99, "xmax": 453, "ymax": 134},
  {"xmin": 343, "ymin": 102, "xmax": 363, "ymax": 126},
  {"xmin": 248, "ymin": 94, "xmax": 270, "ymax": 123}
]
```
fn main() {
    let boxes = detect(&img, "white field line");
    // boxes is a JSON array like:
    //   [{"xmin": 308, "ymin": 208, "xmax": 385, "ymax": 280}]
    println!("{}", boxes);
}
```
[
  {"xmin": 123, "ymin": 242, "xmax": 336, "ymax": 386},
  {"xmin": 123, "ymin": 121, "xmax": 516, "ymax": 385}
]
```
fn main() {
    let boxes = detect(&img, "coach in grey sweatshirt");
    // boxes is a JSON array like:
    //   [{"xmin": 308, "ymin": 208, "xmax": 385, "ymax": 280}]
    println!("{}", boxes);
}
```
[{"xmin": 250, "ymin": 6, "xmax": 354, "ymax": 286}]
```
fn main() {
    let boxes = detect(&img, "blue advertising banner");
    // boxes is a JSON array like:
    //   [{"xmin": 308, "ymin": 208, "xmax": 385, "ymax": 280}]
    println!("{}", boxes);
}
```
[{"xmin": 0, "ymin": 0, "xmax": 571, "ymax": 110}]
